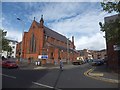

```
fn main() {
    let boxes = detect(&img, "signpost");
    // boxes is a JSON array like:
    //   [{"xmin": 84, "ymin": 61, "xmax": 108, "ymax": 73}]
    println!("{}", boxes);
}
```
[
  {"xmin": 36, "ymin": 55, "xmax": 48, "ymax": 66},
  {"xmin": 113, "ymin": 45, "xmax": 120, "ymax": 51}
]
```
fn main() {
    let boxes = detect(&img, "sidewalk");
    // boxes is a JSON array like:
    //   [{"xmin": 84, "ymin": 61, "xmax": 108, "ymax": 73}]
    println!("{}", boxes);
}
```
[
  {"xmin": 85, "ymin": 64, "xmax": 119, "ymax": 84},
  {"xmin": 17, "ymin": 60, "xmax": 76, "ymax": 70},
  {"xmin": 92, "ymin": 64, "xmax": 119, "ymax": 80},
  {"xmin": 17, "ymin": 60, "xmax": 38, "ymax": 69}
]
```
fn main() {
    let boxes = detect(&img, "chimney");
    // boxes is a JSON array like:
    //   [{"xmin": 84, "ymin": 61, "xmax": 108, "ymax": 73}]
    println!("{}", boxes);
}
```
[
  {"xmin": 72, "ymin": 36, "xmax": 75, "ymax": 49},
  {"xmin": 72, "ymin": 36, "xmax": 74, "ymax": 44}
]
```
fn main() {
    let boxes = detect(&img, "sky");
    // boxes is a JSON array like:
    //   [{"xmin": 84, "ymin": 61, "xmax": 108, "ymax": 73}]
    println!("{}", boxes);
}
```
[{"xmin": 1, "ymin": 1, "xmax": 116, "ymax": 50}]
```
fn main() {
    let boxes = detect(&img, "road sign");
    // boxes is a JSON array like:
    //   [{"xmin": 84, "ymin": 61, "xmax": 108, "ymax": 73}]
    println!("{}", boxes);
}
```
[
  {"xmin": 113, "ymin": 45, "xmax": 120, "ymax": 51},
  {"xmin": 38, "ymin": 55, "xmax": 48, "ymax": 59}
]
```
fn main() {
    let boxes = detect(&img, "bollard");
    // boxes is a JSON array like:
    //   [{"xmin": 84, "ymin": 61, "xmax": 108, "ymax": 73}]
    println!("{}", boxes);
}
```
[
  {"xmin": 35, "ymin": 61, "xmax": 38, "ymax": 66},
  {"xmin": 38, "ymin": 61, "xmax": 40, "ymax": 66}
]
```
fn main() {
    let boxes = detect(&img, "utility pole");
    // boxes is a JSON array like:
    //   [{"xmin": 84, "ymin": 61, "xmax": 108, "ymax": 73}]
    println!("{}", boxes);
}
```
[
  {"xmin": 67, "ymin": 38, "xmax": 69, "ymax": 64},
  {"xmin": 17, "ymin": 18, "xmax": 25, "ymax": 62}
]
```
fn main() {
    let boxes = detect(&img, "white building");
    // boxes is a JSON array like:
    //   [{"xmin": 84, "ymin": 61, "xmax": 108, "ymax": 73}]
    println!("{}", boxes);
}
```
[{"xmin": 1, "ymin": 39, "xmax": 18, "ymax": 58}]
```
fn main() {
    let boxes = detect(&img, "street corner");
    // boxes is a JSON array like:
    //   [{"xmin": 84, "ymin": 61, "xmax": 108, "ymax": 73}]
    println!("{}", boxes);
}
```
[{"xmin": 84, "ymin": 67, "xmax": 119, "ymax": 84}]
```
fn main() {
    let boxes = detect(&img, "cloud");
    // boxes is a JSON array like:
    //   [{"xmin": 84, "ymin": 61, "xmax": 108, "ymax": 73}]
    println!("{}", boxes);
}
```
[
  {"xmin": 26, "ymin": 2, "xmax": 89, "ymax": 22},
  {"xmin": 2, "ymin": 2, "xmax": 116, "ymax": 50},
  {"xmin": 44, "ymin": 7, "xmax": 113, "ymax": 50},
  {"xmin": 1, "ymin": 25, "xmax": 22, "ymax": 42},
  {"xmin": 6, "ymin": 29, "xmax": 22, "ymax": 42},
  {"xmin": 75, "ymin": 33, "xmax": 106, "ymax": 50},
  {"xmin": 47, "ymin": 11, "xmax": 107, "ymax": 34}
]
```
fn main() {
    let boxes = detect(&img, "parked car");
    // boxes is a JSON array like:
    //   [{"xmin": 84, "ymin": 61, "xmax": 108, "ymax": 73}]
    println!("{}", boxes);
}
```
[
  {"xmin": 2, "ymin": 60, "xmax": 18, "ymax": 68},
  {"xmin": 91, "ymin": 60, "xmax": 104, "ymax": 66},
  {"xmin": 72, "ymin": 60, "xmax": 84, "ymax": 65}
]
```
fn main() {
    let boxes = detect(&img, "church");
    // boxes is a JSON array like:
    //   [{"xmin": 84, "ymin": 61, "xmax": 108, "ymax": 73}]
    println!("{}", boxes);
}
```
[{"xmin": 16, "ymin": 15, "xmax": 79, "ymax": 64}]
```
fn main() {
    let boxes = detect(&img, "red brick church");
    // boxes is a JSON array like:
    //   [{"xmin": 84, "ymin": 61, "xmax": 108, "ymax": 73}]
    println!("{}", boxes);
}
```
[{"xmin": 16, "ymin": 15, "xmax": 79, "ymax": 64}]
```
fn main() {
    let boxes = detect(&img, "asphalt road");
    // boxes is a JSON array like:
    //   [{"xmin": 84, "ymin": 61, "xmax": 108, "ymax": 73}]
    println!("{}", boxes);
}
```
[{"xmin": 1, "ymin": 63, "xmax": 118, "ymax": 89}]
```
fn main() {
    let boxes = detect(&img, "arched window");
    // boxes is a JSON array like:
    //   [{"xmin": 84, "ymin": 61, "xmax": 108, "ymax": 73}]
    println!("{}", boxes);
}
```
[{"xmin": 29, "ymin": 33, "xmax": 36, "ymax": 53}]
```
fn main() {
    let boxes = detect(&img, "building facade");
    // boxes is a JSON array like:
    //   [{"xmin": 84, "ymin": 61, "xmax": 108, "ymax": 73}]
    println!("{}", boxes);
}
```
[
  {"xmin": 1, "ymin": 39, "xmax": 18, "ymax": 58},
  {"xmin": 90, "ymin": 49, "xmax": 106, "ymax": 60},
  {"xmin": 77, "ymin": 49, "xmax": 93, "ymax": 60},
  {"xmin": 104, "ymin": 14, "xmax": 120, "ymax": 71},
  {"xmin": 16, "ymin": 16, "xmax": 79, "ymax": 64},
  {"xmin": 77, "ymin": 49, "xmax": 106, "ymax": 61}
]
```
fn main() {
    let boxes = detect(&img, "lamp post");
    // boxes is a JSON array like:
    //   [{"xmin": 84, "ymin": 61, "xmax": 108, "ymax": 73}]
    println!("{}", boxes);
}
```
[
  {"xmin": 67, "ymin": 38, "xmax": 69, "ymax": 64},
  {"xmin": 17, "ymin": 18, "xmax": 25, "ymax": 62}
]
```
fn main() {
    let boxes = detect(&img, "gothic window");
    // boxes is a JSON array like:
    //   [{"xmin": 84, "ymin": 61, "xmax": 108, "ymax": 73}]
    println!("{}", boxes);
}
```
[{"xmin": 30, "ymin": 33, "xmax": 36, "ymax": 53}]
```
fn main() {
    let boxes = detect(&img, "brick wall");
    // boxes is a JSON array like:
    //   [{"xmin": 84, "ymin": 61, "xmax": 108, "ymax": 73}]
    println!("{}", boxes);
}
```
[{"xmin": 16, "ymin": 19, "xmax": 78, "ymax": 64}]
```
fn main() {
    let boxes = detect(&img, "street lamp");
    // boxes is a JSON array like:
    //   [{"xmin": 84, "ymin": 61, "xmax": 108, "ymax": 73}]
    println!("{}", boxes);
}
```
[
  {"xmin": 17, "ymin": 17, "xmax": 25, "ymax": 62},
  {"xmin": 67, "ymin": 38, "xmax": 69, "ymax": 64}
]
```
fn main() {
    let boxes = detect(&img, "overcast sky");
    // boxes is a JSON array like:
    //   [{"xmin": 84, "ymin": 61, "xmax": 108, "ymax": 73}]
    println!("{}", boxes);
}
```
[{"xmin": 1, "ymin": 1, "xmax": 116, "ymax": 50}]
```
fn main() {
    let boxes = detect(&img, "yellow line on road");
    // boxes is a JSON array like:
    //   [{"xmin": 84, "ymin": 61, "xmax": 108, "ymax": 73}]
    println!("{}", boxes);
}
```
[{"xmin": 84, "ymin": 67, "xmax": 119, "ymax": 84}]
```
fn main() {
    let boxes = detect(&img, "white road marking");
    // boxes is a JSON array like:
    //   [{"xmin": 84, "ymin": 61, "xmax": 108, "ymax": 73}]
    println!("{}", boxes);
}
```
[
  {"xmin": 32, "ymin": 82, "xmax": 62, "ymax": 90},
  {"xmin": 34, "ymin": 67, "xmax": 47, "ymax": 69},
  {"xmin": 0, "ymin": 73, "xmax": 16, "ymax": 79},
  {"xmin": 32, "ymin": 81, "xmax": 54, "ymax": 88}
]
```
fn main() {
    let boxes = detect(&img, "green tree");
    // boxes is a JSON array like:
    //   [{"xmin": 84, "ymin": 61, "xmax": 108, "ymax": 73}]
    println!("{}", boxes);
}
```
[
  {"xmin": 101, "ymin": 2, "xmax": 120, "ymax": 13},
  {"xmin": 99, "ymin": 1, "xmax": 120, "ymax": 45},
  {"xmin": 0, "ymin": 29, "xmax": 12, "ymax": 57}
]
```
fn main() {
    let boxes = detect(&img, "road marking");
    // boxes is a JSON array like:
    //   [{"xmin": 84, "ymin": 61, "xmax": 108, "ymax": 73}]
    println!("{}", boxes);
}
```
[
  {"xmin": 84, "ymin": 67, "xmax": 119, "ymax": 84},
  {"xmin": 34, "ymin": 67, "xmax": 47, "ymax": 69},
  {"xmin": 89, "ymin": 73, "xmax": 104, "ymax": 77},
  {"xmin": 32, "ymin": 82, "xmax": 62, "ymax": 90},
  {"xmin": 0, "ymin": 73, "xmax": 16, "ymax": 79},
  {"xmin": 32, "ymin": 82, "xmax": 54, "ymax": 88}
]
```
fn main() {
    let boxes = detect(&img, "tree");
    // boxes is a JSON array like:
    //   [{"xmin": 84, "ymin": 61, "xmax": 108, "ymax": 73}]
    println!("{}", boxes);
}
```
[
  {"xmin": 99, "ymin": 1, "xmax": 120, "ymax": 45},
  {"xmin": 101, "ymin": 2, "xmax": 120, "ymax": 13},
  {"xmin": 0, "ymin": 29, "xmax": 12, "ymax": 57}
]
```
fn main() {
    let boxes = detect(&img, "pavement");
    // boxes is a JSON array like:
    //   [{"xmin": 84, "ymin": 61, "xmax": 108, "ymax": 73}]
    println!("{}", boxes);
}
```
[
  {"xmin": 84, "ymin": 64, "xmax": 119, "ymax": 84},
  {"xmin": 17, "ymin": 60, "xmax": 75, "ymax": 70}
]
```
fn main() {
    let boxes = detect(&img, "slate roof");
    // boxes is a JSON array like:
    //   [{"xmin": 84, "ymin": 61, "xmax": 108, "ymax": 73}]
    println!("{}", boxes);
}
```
[
  {"xmin": 44, "ymin": 26, "xmax": 67, "ymax": 43},
  {"xmin": 46, "ymin": 41, "xmax": 78, "ymax": 53},
  {"xmin": 35, "ymin": 21, "xmax": 68, "ymax": 43}
]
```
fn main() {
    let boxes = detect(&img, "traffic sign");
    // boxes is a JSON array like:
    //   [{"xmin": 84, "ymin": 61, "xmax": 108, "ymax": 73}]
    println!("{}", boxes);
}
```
[{"xmin": 38, "ymin": 55, "xmax": 48, "ymax": 59}]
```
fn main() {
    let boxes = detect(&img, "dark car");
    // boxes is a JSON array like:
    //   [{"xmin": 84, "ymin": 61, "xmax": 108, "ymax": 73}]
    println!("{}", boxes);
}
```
[
  {"xmin": 91, "ymin": 60, "xmax": 104, "ymax": 66},
  {"xmin": 2, "ymin": 60, "xmax": 18, "ymax": 68}
]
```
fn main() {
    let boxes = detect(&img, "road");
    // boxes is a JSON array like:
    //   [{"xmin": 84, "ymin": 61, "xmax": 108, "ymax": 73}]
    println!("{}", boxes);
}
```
[{"xmin": 1, "ymin": 63, "xmax": 118, "ymax": 89}]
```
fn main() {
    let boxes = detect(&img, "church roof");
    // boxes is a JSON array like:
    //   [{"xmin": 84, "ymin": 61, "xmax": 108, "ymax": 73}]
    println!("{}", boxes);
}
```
[
  {"xmin": 44, "ymin": 26, "xmax": 67, "ymax": 43},
  {"xmin": 35, "ymin": 21, "xmax": 68, "ymax": 43}
]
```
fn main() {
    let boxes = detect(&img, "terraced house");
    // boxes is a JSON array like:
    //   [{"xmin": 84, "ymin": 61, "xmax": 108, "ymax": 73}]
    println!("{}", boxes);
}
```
[{"xmin": 16, "ymin": 15, "xmax": 79, "ymax": 64}]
